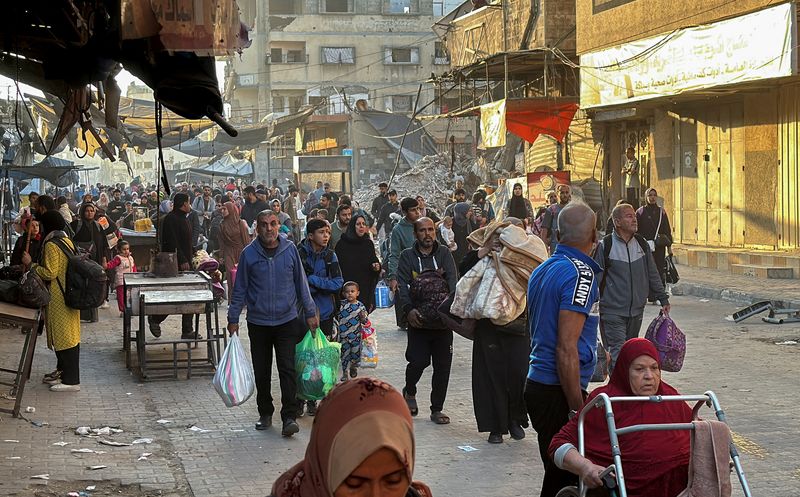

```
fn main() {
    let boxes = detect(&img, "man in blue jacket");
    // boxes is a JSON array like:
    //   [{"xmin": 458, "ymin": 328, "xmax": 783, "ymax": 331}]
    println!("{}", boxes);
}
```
[
  {"xmin": 296, "ymin": 218, "xmax": 344, "ymax": 415},
  {"xmin": 227, "ymin": 210, "xmax": 318, "ymax": 437}
]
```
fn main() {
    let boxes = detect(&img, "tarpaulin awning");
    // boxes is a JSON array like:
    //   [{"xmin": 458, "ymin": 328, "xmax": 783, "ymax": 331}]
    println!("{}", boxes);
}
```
[
  {"xmin": 1, "ymin": 157, "xmax": 79, "ymax": 187},
  {"xmin": 358, "ymin": 110, "xmax": 438, "ymax": 166},
  {"xmin": 479, "ymin": 98, "xmax": 579, "ymax": 147},
  {"xmin": 174, "ymin": 154, "xmax": 253, "ymax": 181}
]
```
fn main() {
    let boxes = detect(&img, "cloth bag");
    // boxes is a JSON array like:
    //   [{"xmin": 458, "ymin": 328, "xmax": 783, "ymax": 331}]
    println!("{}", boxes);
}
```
[
  {"xmin": 645, "ymin": 312, "xmax": 686, "ymax": 372},
  {"xmin": 295, "ymin": 329, "xmax": 342, "ymax": 400},
  {"xmin": 437, "ymin": 293, "xmax": 476, "ymax": 340},
  {"xmin": 212, "ymin": 334, "xmax": 255, "ymax": 407},
  {"xmin": 359, "ymin": 320, "xmax": 378, "ymax": 369}
]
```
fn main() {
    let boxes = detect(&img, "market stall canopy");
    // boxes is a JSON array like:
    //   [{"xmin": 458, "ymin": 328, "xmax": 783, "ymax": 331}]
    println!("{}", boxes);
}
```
[
  {"xmin": 358, "ymin": 110, "xmax": 438, "ymax": 166},
  {"xmin": 174, "ymin": 154, "xmax": 253, "ymax": 182},
  {"xmin": 1, "ymin": 157, "xmax": 79, "ymax": 187},
  {"xmin": 480, "ymin": 98, "xmax": 579, "ymax": 148}
]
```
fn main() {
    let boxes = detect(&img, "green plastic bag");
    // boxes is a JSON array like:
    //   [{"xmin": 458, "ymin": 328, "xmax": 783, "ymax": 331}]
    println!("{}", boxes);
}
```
[{"xmin": 295, "ymin": 329, "xmax": 341, "ymax": 401}]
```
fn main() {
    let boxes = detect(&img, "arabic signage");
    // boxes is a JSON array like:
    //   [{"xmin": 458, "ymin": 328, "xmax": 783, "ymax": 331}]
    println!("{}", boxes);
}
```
[{"xmin": 580, "ymin": 3, "xmax": 796, "ymax": 108}]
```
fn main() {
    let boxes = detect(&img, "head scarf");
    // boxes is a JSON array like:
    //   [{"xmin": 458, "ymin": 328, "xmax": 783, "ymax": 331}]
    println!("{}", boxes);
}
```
[
  {"xmin": 78, "ymin": 202, "xmax": 97, "ymax": 221},
  {"xmin": 508, "ymin": 183, "xmax": 528, "ymax": 220},
  {"xmin": 550, "ymin": 339, "xmax": 691, "ymax": 491},
  {"xmin": 272, "ymin": 379, "xmax": 431, "ymax": 497},
  {"xmin": 453, "ymin": 202, "xmax": 470, "ymax": 227},
  {"xmin": 159, "ymin": 200, "xmax": 172, "ymax": 214},
  {"xmin": 220, "ymin": 201, "xmax": 244, "ymax": 242},
  {"xmin": 342, "ymin": 213, "xmax": 372, "ymax": 243},
  {"xmin": 97, "ymin": 192, "xmax": 109, "ymax": 209}
]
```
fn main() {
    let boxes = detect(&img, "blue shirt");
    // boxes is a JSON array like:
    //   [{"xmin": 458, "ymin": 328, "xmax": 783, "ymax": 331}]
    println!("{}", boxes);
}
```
[{"xmin": 527, "ymin": 244, "xmax": 601, "ymax": 389}]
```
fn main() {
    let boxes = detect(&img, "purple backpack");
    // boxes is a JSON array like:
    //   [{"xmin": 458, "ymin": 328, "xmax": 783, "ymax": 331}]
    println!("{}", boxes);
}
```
[{"xmin": 645, "ymin": 312, "xmax": 686, "ymax": 372}]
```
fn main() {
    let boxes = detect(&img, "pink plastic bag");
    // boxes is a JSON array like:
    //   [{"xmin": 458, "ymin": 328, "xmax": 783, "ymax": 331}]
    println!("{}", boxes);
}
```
[
  {"xmin": 229, "ymin": 264, "xmax": 237, "ymax": 290},
  {"xmin": 645, "ymin": 312, "xmax": 686, "ymax": 372}
]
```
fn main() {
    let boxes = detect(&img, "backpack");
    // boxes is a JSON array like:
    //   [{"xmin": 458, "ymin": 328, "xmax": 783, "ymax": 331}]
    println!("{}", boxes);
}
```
[
  {"xmin": 18, "ymin": 270, "xmax": 51, "ymax": 308},
  {"xmin": 598, "ymin": 233, "xmax": 650, "ymax": 296},
  {"xmin": 409, "ymin": 256, "xmax": 450, "ymax": 328},
  {"xmin": 51, "ymin": 238, "xmax": 108, "ymax": 310}
]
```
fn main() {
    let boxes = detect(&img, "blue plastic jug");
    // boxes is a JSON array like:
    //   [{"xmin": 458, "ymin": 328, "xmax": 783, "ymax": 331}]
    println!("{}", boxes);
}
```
[{"xmin": 374, "ymin": 280, "xmax": 394, "ymax": 309}]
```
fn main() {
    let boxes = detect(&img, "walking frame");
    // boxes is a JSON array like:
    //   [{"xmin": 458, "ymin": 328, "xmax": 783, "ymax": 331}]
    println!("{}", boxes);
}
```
[{"xmin": 574, "ymin": 391, "xmax": 754, "ymax": 497}]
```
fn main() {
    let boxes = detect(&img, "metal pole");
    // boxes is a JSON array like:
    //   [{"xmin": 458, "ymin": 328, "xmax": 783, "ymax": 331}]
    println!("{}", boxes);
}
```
[{"xmin": 387, "ymin": 84, "xmax": 424, "ymax": 188}]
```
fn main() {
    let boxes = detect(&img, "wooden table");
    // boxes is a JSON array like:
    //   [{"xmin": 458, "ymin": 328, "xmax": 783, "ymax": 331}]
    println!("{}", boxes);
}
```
[
  {"xmin": 0, "ymin": 301, "xmax": 42, "ymax": 417},
  {"xmin": 136, "ymin": 289, "xmax": 223, "ymax": 380},
  {"xmin": 122, "ymin": 272, "xmax": 212, "ymax": 369}
]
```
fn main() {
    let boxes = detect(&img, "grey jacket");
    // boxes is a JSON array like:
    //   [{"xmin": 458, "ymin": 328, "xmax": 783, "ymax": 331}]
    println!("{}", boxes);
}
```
[{"xmin": 593, "ymin": 231, "xmax": 668, "ymax": 317}]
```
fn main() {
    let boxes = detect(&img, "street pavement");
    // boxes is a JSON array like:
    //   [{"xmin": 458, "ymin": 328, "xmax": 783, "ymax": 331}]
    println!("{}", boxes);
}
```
[{"xmin": 1, "ymin": 293, "xmax": 799, "ymax": 496}]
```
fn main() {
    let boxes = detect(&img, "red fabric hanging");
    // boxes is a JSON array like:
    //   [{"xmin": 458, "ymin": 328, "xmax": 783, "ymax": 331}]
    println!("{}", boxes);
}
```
[{"xmin": 505, "ymin": 100, "xmax": 579, "ymax": 144}]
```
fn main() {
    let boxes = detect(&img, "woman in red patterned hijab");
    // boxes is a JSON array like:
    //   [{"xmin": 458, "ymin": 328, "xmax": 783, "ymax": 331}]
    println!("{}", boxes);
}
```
[{"xmin": 549, "ymin": 338, "xmax": 691, "ymax": 497}]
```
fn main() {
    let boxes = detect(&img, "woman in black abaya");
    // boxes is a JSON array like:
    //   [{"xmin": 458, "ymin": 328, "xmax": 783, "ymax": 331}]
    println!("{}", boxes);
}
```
[{"xmin": 335, "ymin": 213, "xmax": 381, "ymax": 312}]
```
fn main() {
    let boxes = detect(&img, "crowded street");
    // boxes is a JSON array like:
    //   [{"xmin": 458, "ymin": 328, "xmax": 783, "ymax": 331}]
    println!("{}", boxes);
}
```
[{"xmin": 1, "ymin": 294, "xmax": 798, "ymax": 497}]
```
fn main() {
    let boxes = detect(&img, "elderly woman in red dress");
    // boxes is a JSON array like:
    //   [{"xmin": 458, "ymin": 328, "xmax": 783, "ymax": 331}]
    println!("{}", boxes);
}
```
[{"xmin": 549, "ymin": 338, "xmax": 692, "ymax": 497}]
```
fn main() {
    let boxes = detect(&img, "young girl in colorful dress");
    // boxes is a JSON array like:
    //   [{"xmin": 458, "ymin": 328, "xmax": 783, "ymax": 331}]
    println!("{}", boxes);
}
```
[
  {"xmin": 105, "ymin": 240, "xmax": 136, "ymax": 317},
  {"xmin": 336, "ymin": 281, "xmax": 369, "ymax": 382}
]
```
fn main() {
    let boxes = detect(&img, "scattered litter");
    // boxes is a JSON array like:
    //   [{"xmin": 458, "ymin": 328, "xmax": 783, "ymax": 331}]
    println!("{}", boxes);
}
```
[
  {"xmin": 98, "ymin": 439, "xmax": 131, "ymax": 447},
  {"xmin": 137, "ymin": 452, "xmax": 152, "ymax": 461},
  {"xmin": 699, "ymin": 298, "xmax": 710, "ymax": 302},
  {"xmin": 3, "ymin": 439, "xmax": 19, "ymax": 443},
  {"xmin": 86, "ymin": 485, "xmax": 96, "ymax": 491},
  {"xmin": 156, "ymin": 419, "xmax": 172, "ymax": 424},
  {"xmin": 24, "ymin": 406, "xmax": 35, "ymax": 413},
  {"xmin": 30, "ymin": 474, "xmax": 50, "ymax": 480},
  {"xmin": 457, "ymin": 445, "xmax": 479, "ymax": 452},
  {"xmin": 1, "ymin": 393, "xmax": 16, "ymax": 400},
  {"xmin": 86, "ymin": 465, "xmax": 107, "ymax": 470},
  {"xmin": 76, "ymin": 426, "xmax": 123, "ymax": 436},
  {"xmin": 71, "ymin": 448, "xmax": 107, "ymax": 454},
  {"xmin": 132, "ymin": 438, "xmax": 153, "ymax": 444},
  {"xmin": 31, "ymin": 420, "xmax": 48, "ymax": 427},
  {"xmin": 775, "ymin": 340, "xmax": 798, "ymax": 345},
  {"xmin": 53, "ymin": 441, "xmax": 72, "ymax": 446},
  {"xmin": 738, "ymin": 389, "xmax": 752, "ymax": 392},
  {"xmin": 724, "ymin": 315, "xmax": 735, "ymax": 322},
  {"xmin": 6, "ymin": 456, "xmax": 21, "ymax": 460},
  {"xmin": 230, "ymin": 429, "xmax": 245, "ymax": 432},
  {"xmin": 68, "ymin": 493, "xmax": 80, "ymax": 497},
  {"xmin": 188, "ymin": 425, "xmax": 212, "ymax": 433},
  {"xmin": 126, "ymin": 392, "xmax": 132, "ymax": 396}
]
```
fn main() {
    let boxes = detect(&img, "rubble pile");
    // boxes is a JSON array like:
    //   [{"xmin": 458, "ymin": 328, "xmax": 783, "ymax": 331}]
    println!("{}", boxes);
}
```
[{"xmin": 354, "ymin": 154, "xmax": 480, "ymax": 212}]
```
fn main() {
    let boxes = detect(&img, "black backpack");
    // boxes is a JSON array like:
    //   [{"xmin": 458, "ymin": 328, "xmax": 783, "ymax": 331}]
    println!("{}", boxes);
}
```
[
  {"xmin": 51, "ymin": 238, "xmax": 108, "ymax": 310},
  {"xmin": 409, "ymin": 256, "xmax": 450, "ymax": 328}
]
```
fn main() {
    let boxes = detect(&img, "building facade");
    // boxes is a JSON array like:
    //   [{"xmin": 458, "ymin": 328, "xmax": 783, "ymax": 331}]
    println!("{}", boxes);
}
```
[{"xmin": 577, "ymin": 0, "xmax": 800, "ymax": 255}]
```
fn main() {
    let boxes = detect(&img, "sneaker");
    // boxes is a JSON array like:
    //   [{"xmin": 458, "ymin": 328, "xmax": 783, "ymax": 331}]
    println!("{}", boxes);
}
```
[
  {"xmin": 100, "ymin": 302, "xmax": 110, "ymax": 309},
  {"xmin": 340, "ymin": 374, "xmax": 348, "ymax": 382},
  {"xmin": 349, "ymin": 366, "xmax": 358, "ymax": 379},
  {"xmin": 43, "ymin": 370, "xmax": 61, "ymax": 382},
  {"xmin": 43, "ymin": 377, "xmax": 61, "ymax": 385},
  {"xmin": 509, "ymin": 423, "xmax": 526, "ymax": 441},
  {"xmin": 306, "ymin": 400, "xmax": 317, "ymax": 417},
  {"xmin": 50, "ymin": 383, "xmax": 80, "ymax": 392},
  {"xmin": 281, "ymin": 419, "xmax": 300, "ymax": 437}
]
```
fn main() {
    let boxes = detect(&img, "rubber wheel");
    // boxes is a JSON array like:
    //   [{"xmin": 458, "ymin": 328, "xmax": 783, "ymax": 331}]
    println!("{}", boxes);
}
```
[{"xmin": 555, "ymin": 487, "xmax": 580, "ymax": 497}]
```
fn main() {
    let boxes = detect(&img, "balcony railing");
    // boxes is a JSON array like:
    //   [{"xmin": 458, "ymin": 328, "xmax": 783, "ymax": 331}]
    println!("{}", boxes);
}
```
[
  {"xmin": 432, "ymin": 54, "xmax": 450, "ymax": 65},
  {"xmin": 268, "ymin": 53, "xmax": 309, "ymax": 64}
]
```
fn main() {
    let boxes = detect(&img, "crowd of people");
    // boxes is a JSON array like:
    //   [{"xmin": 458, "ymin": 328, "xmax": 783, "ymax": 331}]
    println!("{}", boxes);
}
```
[{"xmin": 12, "ymin": 169, "xmax": 699, "ymax": 497}]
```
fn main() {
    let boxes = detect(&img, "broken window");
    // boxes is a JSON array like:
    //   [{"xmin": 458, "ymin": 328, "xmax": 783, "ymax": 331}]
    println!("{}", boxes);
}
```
[
  {"xmin": 270, "ymin": 0, "xmax": 299, "ymax": 15},
  {"xmin": 321, "ymin": 47, "xmax": 355, "ymax": 64},
  {"xmin": 433, "ymin": 42, "xmax": 449, "ymax": 64},
  {"xmin": 384, "ymin": 47, "xmax": 419, "ymax": 64},
  {"xmin": 270, "ymin": 48, "xmax": 283, "ymax": 63},
  {"xmin": 321, "ymin": 0, "xmax": 352, "ymax": 13},
  {"xmin": 385, "ymin": 0, "xmax": 418, "ymax": 14}
]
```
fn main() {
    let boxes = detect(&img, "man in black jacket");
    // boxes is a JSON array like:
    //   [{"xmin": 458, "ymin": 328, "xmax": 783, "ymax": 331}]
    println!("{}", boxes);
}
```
[
  {"xmin": 240, "ymin": 186, "xmax": 270, "ymax": 228},
  {"xmin": 370, "ymin": 182, "xmax": 389, "ymax": 219},
  {"xmin": 149, "ymin": 193, "xmax": 195, "ymax": 339},
  {"xmin": 396, "ymin": 217, "xmax": 457, "ymax": 425},
  {"xmin": 106, "ymin": 189, "xmax": 127, "ymax": 223},
  {"xmin": 376, "ymin": 189, "xmax": 400, "ymax": 238}
]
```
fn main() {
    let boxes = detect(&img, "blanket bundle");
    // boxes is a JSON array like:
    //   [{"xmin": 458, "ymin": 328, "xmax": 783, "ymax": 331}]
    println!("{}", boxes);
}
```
[{"xmin": 451, "ymin": 221, "xmax": 548, "ymax": 325}]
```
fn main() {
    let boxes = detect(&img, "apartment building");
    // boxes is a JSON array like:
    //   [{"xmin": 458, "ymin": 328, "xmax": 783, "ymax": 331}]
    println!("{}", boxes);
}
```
[{"xmin": 227, "ymin": 0, "xmax": 460, "ymax": 122}]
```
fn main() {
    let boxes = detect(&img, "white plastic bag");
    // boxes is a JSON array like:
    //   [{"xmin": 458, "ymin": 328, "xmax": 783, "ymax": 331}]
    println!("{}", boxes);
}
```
[{"xmin": 212, "ymin": 335, "xmax": 255, "ymax": 407}]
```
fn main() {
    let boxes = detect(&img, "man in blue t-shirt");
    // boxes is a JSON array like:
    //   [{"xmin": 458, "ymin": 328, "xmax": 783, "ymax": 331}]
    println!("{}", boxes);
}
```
[{"xmin": 525, "ymin": 201, "xmax": 601, "ymax": 497}]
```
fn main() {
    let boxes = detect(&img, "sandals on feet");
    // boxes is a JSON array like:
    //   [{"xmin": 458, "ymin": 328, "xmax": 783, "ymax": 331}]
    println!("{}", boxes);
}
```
[
  {"xmin": 402, "ymin": 388, "xmax": 418, "ymax": 416},
  {"xmin": 430, "ymin": 411, "xmax": 450, "ymax": 424}
]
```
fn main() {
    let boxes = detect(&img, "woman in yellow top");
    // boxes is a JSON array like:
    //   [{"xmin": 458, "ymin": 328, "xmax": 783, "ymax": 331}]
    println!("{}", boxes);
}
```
[{"xmin": 22, "ymin": 211, "xmax": 82, "ymax": 392}]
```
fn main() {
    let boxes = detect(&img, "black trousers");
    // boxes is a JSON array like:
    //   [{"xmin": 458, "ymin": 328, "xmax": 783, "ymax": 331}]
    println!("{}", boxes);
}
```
[
  {"xmin": 56, "ymin": 344, "xmax": 80, "ymax": 385},
  {"xmin": 248, "ymin": 319, "xmax": 302, "ymax": 421},
  {"xmin": 525, "ymin": 380, "xmax": 579, "ymax": 497},
  {"xmin": 149, "ymin": 314, "xmax": 194, "ymax": 333},
  {"xmin": 405, "ymin": 328, "xmax": 453, "ymax": 413},
  {"xmin": 472, "ymin": 326, "xmax": 530, "ymax": 434}
]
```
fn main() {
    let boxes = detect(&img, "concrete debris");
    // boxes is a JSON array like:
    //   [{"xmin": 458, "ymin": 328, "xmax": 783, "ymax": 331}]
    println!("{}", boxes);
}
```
[{"xmin": 353, "ymin": 154, "xmax": 479, "ymax": 213}]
